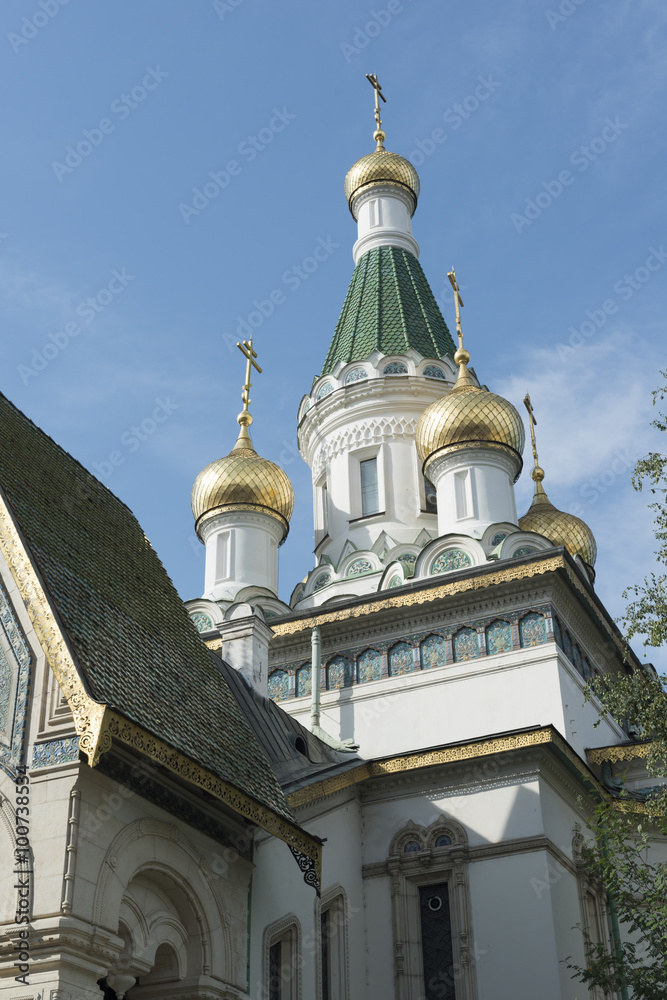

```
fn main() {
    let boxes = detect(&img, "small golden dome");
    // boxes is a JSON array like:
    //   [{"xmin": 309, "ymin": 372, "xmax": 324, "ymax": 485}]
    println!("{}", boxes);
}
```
[
  {"xmin": 191, "ymin": 422, "xmax": 294, "ymax": 539},
  {"xmin": 344, "ymin": 148, "xmax": 420, "ymax": 217},
  {"xmin": 519, "ymin": 476, "xmax": 597, "ymax": 568},
  {"xmin": 416, "ymin": 375, "xmax": 525, "ymax": 472}
]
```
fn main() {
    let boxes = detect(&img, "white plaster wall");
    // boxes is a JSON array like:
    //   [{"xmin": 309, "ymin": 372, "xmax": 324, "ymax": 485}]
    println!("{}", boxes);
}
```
[
  {"xmin": 201, "ymin": 508, "xmax": 283, "ymax": 602},
  {"xmin": 282, "ymin": 646, "xmax": 622, "ymax": 764},
  {"xmin": 351, "ymin": 186, "xmax": 419, "ymax": 262},
  {"xmin": 428, "ymin": 447, "xmax": 520, "ymax": 538},
  {"xmin": 470, "ymin": 852, "xmax": 563, "ymax": 1000}
]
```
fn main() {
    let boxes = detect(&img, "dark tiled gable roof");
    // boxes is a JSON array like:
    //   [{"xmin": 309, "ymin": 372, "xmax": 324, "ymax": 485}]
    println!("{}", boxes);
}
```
[
  {"xmin": 0, "ymin": 391, "xmax": 295, "ymax": 823},
  {"xmin": 321, "ymin": 245, "xmax": 456, "ymax": 375}
]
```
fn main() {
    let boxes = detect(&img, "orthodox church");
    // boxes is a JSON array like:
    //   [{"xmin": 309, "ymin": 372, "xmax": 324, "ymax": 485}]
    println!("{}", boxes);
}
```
[{"xmin": 0, "ymin": 80, "xmax": 660, "ymax": 1000}]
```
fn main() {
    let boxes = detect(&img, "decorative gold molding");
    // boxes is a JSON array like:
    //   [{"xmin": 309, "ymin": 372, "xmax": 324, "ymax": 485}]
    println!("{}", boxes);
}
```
[
  {"xmin": 273, "ymin": 557, "xmax": 565, "ymax": 637},
  {"xmin": 0, "ymin": 488, "xmax": 110, "ymax": 766},
  {"xmin": 587, "ymin": 742, "xmax": 652, "ymax": 764},
  {"xmin": 264, "ymin": 553, "xmax": 629, "ymax": 666},
  {"xmin": 104, "ymin": 711, "xmax": 322, "ymax": 881},
  {"xmin": 287, "ymin": 726, "xmax": 604, "ymax": 808},
  {"xmin": 0, "ymin": 489, "xmax": 322, "ymax": 886}
]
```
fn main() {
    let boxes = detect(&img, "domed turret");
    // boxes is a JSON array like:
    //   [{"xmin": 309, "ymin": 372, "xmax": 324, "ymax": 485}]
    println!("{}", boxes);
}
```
[
  {"xmin": 192, "ymin": 340, "xmax": 294, "ymax": 604},
  {"xmin": 344, "ymin": 148, "xmax": 420, "ymax": 218},
  {"xmin": 192, "ymin": 414, "xmax": 294, "ymax": 541},
  {"xmin": 415, "ymin": 271, "xmax": 524, "ymax": 539},
  {"xmin": 519, "ymin": 395, "xmax": 596, "ymax": 574}
]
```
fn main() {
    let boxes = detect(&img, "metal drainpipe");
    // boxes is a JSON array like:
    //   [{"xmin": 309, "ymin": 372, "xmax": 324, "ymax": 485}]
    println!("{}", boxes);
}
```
[{"xmin": 311, "ymin": 625, "xmax": 321, "ymax": 733}]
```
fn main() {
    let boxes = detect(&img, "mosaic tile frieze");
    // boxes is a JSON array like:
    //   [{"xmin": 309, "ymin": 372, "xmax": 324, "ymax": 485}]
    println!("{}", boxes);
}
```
[
  {"xmin": 357, "ymin": 648, "xmax": 382, "ymax": 683},
  {"xmin": 383, "ymin": 362, "xmax": 408, "ymax": 375},
  {"xmin": 345, "ymin": 367, "xmax": 368, "ymax": 383},
  {"xmin": 514, "ymin": 546, "xmax": 538, "ymax": 557},
  {"xmin": 295, "ymin": 664, "xmax": 312, "ymax": 698},
  {"xmin": 490, "ymin": 532, "xmax": 507, "ymax": 547},
  {"xmin": 0, "ymin": 580, "xmax": 32, "ymax": 777},
  {"xmin": 190, "ymin": 611, "xmax": 214, "ymax": 633},
  {"xmin": 420, "ymin": 634, "xmax": 447, "ymax": 670},
  {"xmin": 485, "ymin": 620, "xmax": 512, "ymax": 656},
  {"xmin": 519, "ymin": 612, "xmax": 548, "ymax": 648},
  {"xmin": 316, "ymin": 381, "xmax": 334, "ymax": 400},
  {"xmin": 452, "ymin": 627, "xmax": 480, "ymax": 662},
  {"xmin": 388, "ymin": 641, "xmax": 416, "ymax": 676},
  {"xmin": 346, "ymin": 559, "xmax": 374, "ymax": 578},
  {"xmin": 32, "ymin": 736, "xmax": 79, "ymax": 769},
  {"xmin": 388, "ymin": 575, "xmax": 403, "ymax": 589},
  {"xmin": 327, "ymin": 655, "xmax": 353, "ymax": 690},
  {"xmin": 423, "ymin": 365, "xmax": 446, "ymax": 380},
  {"xmin": 312, "ymin": 573, "xmax": 331, "ymax": 592},
  {"xmin": 431, "ymin": 549, "xmax": 471, "ymax": 575},
  {"xmin": 268, "ymin": 606, "xmax": 555, "ymax": 700},
  {"xmin": 268, "ymin": 669, "xmax": 290, "ymax": 702}
]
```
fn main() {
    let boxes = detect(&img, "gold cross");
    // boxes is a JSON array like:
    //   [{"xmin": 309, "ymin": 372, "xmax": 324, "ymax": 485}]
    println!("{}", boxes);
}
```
[
  {"xmin": 523, "ymin": 392, "xmax": 540, "ymax": 469},
  {"xmin": 366, "ymin": 73, "xmax": 386, "ymax": 147},
  {"xmin": 447, "ymin": 269, "xmax": 464, "ymax": 350},
  {"xmin": 237, "ymin": 339, "xmax": 262, "ymax": 414}
]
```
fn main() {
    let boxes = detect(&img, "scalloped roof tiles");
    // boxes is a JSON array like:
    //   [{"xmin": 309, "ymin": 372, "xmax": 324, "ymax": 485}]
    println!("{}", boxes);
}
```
[
  {"xmin": 0, "ymin": 390, "xmax": 295, "ymax": 823},
  {"xmin": 321, "ymin": 246, "xmax": 456, "ymax": 375}
]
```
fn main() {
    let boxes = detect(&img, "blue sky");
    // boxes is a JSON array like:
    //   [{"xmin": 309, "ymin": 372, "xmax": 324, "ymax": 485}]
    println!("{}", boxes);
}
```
[{"xmin": 1, "ymin": 0, "xmax": 666, "ymax": 668}]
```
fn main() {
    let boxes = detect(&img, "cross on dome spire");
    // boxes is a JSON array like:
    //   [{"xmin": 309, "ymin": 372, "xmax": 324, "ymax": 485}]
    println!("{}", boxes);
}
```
[
  {"xmin": 233, "ymin": 338, "xmax": 262, "ymax": 451},
  {"xmin": 523, "ymin": 392, "xmax": 546, "ymax": 491},
  {"xmin": 447, "ymin": 268, "xmax": 474, "ymax": 390},
  {"xmin": 366, "ymin": 73, "xmax": 387, "ymax": 149}
]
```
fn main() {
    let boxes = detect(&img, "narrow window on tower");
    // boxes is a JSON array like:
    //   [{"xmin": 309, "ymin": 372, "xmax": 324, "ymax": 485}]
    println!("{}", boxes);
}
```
[
  {"xmin": 454, "ymin": 470, "xmax": 468, "ymax": 520},
  {"xmin": 321, "ymin": 481, "xmax": 329, "ymax": 534},
  {"xmin": 320, "ymin": 893, "xmax": 346, "ymax": 1000},
  {"xmin": 360, "ymin": 458, "xmax": 379, "ymax": 516},
  {"xmin": 419, "ymin": 883, "xmax": 456, "ymax": 1000},
  {"xmin": 268, "ymin": 940, "xmax": 282, "ymax": 1000}
]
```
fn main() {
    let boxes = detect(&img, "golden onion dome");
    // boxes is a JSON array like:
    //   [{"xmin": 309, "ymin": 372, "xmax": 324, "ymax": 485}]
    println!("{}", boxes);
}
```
[
  {"xmin": 416, "ymin": 349, "xmax": 525, "ymax": 474},
  {"xmin": 191, "ymin": 417, "xmax": 294, "ymax": 540},
  {"xmin": 344, "ymin": 147, "xmax": 420, "ymax": 217},
  {"xmin": 519, "ymin": 467, "xmax": 597, "ymax": 569}
]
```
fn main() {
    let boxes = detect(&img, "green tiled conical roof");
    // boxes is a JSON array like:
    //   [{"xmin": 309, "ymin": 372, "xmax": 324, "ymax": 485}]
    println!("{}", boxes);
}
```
[{"xmin": 321, "ymin": 246, "xmax": 456, "ymax": 375}]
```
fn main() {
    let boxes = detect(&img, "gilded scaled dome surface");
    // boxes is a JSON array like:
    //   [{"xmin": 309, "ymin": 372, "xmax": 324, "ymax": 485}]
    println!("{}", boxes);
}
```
[
  {"xmin": 416, "ymin": 382, "xmax": 525, "ymax": 466},
  {"xmin": 191, "ymin": 444, "xmax": 295, "ymax": 534},
  {"xmin": 519, "ymin": 479, "xmax": 597, "ymax": 567},
  {"xmin": 344, "ymin": 148, "xmax": 420, "ymax": 215}
]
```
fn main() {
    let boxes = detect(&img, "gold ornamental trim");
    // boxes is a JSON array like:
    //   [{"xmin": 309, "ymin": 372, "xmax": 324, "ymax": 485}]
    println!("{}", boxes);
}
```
[
  {"xmin": 271, "ymin": 556, "xmax": 564, "ymax": 637},
  {"xmin": 0, "ymin": 488, "xmax": 110, "ymax": 766},
  {"xmin": 287, "ymin": 726, "xmax": 603, "ymax": 808},
  {"xmin": 104, "ymin": 711, "xmax": 322, "ymax": 875},
  {"xmin": 0, "ymin": 489, "xmax": 321, "ymax": 882},
  {"xmin": 587, "ymin": 742, "xmax": 652, "ymax": 764}
]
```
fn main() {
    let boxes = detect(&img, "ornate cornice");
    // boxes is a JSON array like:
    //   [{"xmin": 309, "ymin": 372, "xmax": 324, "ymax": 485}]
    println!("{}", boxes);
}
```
[
  {"xmin": 587, "ymin": 742, "xmax": 651, "ymax": 764},
  {"xmin": 0, "ymin": 489, "xmax": 322, "ymax": 889},
  {"xmin": 286, "ymin": 726, "xmax": 604, "ymax": 809},
  {"xmin": 102, "ymin": 711, "xmax": 322, "ymax": 887},
  {"xmin": 269, "ymin": 556, "xmax": 564, "ymax": 638}
]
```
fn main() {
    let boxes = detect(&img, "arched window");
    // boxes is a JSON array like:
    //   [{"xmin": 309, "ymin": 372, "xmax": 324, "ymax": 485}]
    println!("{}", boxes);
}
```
[
  {"xmin": 388, "ymin": 642, "xmax": 416, "ymax": 676},
  {"xmin": 264, "ymin": 915, "xmax": 301, "ymax": 1000}
]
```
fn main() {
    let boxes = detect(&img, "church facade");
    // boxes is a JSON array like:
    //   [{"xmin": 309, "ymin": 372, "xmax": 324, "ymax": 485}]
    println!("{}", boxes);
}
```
[{"xmin": 1, "ymin": 85, "xmax": 661, "ymax": 1000}]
